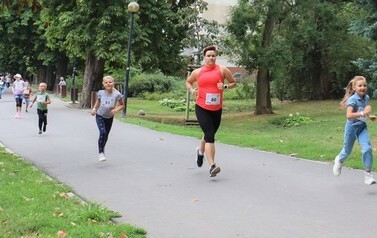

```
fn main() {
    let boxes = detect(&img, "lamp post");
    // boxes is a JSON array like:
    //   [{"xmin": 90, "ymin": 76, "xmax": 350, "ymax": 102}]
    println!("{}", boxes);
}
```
[
  {"xmin": 71, "ymin": 58, "xmax": 77, "ymax": 104},
  {"xmin": 122, "ymin": 1, "xmax": 139, "ymax": 118}
]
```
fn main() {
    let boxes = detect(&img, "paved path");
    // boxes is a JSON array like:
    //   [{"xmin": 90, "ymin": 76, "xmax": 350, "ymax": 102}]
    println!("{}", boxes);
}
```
[{"xmin": 1, "ymin": 87, "xmax": 377, "ymax": 238}]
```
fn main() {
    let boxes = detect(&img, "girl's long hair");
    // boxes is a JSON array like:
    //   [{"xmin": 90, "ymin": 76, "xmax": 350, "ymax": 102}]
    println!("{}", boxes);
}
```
[{"xmin": 339, "ymin": 76, "xmax": 366, "ymax": 108}]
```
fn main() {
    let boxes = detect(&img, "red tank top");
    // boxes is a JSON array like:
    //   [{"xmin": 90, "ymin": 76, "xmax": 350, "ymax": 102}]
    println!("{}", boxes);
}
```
[{"xmin": 196, "ymin": 64, "xmax": 223, "ymax": 111}]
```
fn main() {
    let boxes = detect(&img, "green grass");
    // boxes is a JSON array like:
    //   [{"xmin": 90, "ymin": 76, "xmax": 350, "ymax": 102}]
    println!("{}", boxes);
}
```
[
  {"xmin": 0, "ymin": 148, "xmax": 146, "ymax": 238},
  {"xmin": 120, "ymin": 98, "xmax": 377, "ymax": 171}
]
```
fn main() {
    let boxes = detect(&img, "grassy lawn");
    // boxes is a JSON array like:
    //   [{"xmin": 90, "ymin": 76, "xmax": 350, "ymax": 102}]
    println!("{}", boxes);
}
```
[
  {"xmin": 0, "ymin": 147, "xmax": 146, "ymax": 238},
  {"xmin": 121, "ymin": 98, "xmax": 377, "ymax": 171}
]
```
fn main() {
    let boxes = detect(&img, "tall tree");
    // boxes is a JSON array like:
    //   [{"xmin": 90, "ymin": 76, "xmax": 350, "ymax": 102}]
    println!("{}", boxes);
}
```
[
  {"xmin": 282, "ymin": 0, "xmax": 372, "ymax": 99},
  {"xmin": 351, "ymin": 0, "xmax": 377, "ymax": 83},
  {"xmin": 40, "ymin": 0, "xmax": 132, "ymax": 108},
  {"xmin": 0, "ymin": 5, "xmax": 42, "ymax": 76},
  {"xmin": 227, "ymin": 0, "xmax": 291, "ymax": 114},
  {"xmin": 40, "ymin": 0, "xmax": 199, "ymax": 108},
  {"xmin": 226, "ymin": 0, "xmax": 370, "ymax": 107}
]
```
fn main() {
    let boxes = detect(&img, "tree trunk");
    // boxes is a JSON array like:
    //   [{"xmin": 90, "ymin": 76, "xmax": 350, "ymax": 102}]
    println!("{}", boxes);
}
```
[
  {"xmin": 310, "ymin": 48, "xmax": 330, "ymax": 100},
  {"xmin": 255, "ymin": 9, "xmax": 275, "ymax": 115},
  {"xmin": 80, "ymin": 51, "xmax": 105, "ymax": 108},
  {"xmin": 255, "ymin": 67, "xmax": 273, "ymax": 115},
  {"xmin": 36, "ymin": 66, "xmax": 54, "ymax": 91},
  {"xmin": 36, "ymin": 67, "xmax": 46, "ymax": 85}
]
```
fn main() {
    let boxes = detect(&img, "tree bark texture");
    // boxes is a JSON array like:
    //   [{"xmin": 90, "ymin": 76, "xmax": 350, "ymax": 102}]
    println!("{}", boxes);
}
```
[
  {"xmin": 80, "ymin": 51, "xmax": 105, "ymax": 108},
  {"xmin": 310, "ymin": 12, "xmax": 331, "ymax": 100},
  {"xmin": 36, "ymin": 66, "xmax": 54, "ymax": 91},
  {"xmin": 310, "ymin": 48, "xmax": 330, "ymax": 100},
  {"xmin": 55, "ymin": 55, "xmax": 69, "ymax": 87},
  {"xmin": 255, "ymin": 10, "xmax": 275, "ymax": 115}
]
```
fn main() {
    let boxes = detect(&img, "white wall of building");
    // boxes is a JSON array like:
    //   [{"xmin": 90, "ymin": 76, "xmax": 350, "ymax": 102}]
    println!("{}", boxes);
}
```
[{"xmin": 202, "ymin": 0, "xmax": 237, "ymax": 24}]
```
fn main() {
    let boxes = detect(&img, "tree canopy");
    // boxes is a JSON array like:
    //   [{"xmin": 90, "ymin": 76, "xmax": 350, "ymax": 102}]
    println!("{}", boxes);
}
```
[
  {"xmin": 1, "ymin": 0, "xmax": 377, "ymax": 113},
  {"xmin": 226, "ymin": 0, "xmax": 377, "ymax": 114}
]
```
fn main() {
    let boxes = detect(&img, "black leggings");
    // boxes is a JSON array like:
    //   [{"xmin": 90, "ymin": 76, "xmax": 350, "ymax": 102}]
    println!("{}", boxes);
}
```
[
  {"xmin": 96, "ymin": 114, "xmax": 114, "ymax": 154},
  {"xmin": 195, "ymin": 104, "xmax": 222, "ymax": 143},
  {"xmin": 37, "ymin": 109, "xmax": 48, "ymax": 130},
  {"xmin": 15, "ymin": 96, "xmax": 23, "ymax": 107}
]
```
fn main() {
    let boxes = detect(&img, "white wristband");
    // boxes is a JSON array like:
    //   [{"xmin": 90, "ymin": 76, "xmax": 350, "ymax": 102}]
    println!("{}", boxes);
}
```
[{"xmin": 360, "ymin": 111, "xmax": 364, "ymax": 117}]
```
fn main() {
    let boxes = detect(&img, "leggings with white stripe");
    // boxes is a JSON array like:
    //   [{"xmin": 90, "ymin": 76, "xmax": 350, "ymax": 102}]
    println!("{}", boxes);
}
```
[{"xmin": 95, "ymin": 114, "xmax": 114, "ymax": 154}]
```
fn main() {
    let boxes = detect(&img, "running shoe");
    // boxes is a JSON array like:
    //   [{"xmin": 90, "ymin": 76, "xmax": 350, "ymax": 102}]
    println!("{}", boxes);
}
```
[
  {"xmin": 333, "ymin": 156, "xmax": 342, "ymax": 176},
  {"xmin": 98, "ymin": 153, "xmax": 107, "ymax": 162},
  {"xmin": 364, "ymin": 172, "xmax": 376, "ymax": 185},
  {"xmin": 196, "ymin": 147, "xmax": 204, "ymax": 167},
  {"xmin": 209, "ymin": 164, "xmax": 221, "ymax": 177},
  {"xmin": 38, "ymin": 130, "xmax": 42, "ymax": 134}
]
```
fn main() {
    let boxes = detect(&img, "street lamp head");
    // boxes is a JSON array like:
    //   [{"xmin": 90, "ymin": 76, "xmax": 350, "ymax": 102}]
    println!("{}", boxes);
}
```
[{"xmin": 128, "ymin": 2, "xmax": 140, "ymax": 13}]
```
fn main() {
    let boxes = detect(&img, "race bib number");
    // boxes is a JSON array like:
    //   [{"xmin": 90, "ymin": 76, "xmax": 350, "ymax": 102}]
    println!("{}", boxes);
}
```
[
  {"xmin": 205, "ymin": 93, "xmax": 220, "ymax": 105},
  {"xmin": 37, "ymin": 95, "xmax": 46, "ymax": 102},
  {"xmin": 101, "ymin": 96, "xmax": 116, "ymax": 109}
]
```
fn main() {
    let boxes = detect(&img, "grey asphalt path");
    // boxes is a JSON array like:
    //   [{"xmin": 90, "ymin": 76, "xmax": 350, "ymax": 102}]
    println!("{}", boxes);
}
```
[{"xmin": 1, "ymin": 87, "xmax": 377, "ymax": 238}]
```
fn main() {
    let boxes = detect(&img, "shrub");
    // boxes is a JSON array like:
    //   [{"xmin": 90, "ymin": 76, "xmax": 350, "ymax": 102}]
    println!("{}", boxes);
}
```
[
  {"xmin": 142, "ymin": 91, "xmax": 186, "ymax": 101},
  {"xmin": 159, "ymin": 98, "xmax": 195, "ymax": 112},
  {"xmin": 66, "ymin": 75, "xmax": 83, "ymax": 92},
  {"xmin": 129, "ymin": 71, "xmax": 183, "ymax": 97},
  {"xmin": 224, "ymin": 78, "xmax": 256, "ymax": 100},
  {"xmin": 269, "ymin": 112, "xmax": 312, "ymax": 127}
]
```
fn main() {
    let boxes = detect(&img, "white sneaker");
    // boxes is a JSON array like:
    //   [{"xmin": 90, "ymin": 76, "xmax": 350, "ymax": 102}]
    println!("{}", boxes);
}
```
[
  {"xmin": 333, "ymin": 156, "xmax": 342, "ymax": 176},
  {"xmin": 364, "ymin": 172, "xmax": 376, "ymax": 185},
  {"xmin": 98, "ymin": 153, "xmax": 106, "ymax": 162}
]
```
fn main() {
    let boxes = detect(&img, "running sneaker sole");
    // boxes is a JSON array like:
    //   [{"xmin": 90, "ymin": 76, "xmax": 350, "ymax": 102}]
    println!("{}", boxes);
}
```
[{"xmin": 210, "ymin": 166, "xmax": 221, "ymax": 177}]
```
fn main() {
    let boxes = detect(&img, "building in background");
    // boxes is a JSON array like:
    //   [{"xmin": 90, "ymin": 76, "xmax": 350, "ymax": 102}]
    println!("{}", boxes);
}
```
[
  {"xmin": 203, "ymin": 0, "xmax": 249, "ymax": 80},
  {"xmin": 202, "ymin": 0, "xmax": 237, "ymax": 25}
]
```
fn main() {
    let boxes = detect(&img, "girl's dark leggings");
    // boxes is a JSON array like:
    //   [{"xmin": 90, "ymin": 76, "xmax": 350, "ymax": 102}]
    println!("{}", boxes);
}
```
[
  {"xmin": 37, "ymin": 109, "xmax": 48, "ymax": 130},
  {"xmin": 95, "ymin": 114, "xmax": 114, "ymax": 154},
  {"xmin": 15, "ymin": 96, "xmax": 23, "ymax": 107},
  {"xmin": 195, "ymin": 104, "xmax": 222, "ymax": 143}
]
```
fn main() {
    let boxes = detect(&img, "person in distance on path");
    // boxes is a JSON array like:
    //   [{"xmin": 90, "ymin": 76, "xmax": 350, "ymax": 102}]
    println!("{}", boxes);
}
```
[
  {"xmin": 12, "ymin": 74, "xmax": 25, "ymax": 119},
  {"xmin": 333, "ymin": 76, "xmax": 376, "ymax": 185},
  {"xmin": 185, "ymin": 45, "xmax": 237, "ymax": 177},
  {"xmin": 23, "ymin": 81, "xmax": 32, "ymax": 112},
  {"xmin": 0, "ymin": 75, "xmax": 5, "ymax": 99},
  {"xmin": 30, "ymin": 83, "xmax": 51, "ymax": 134},
  {"xmin": 91, "ymin": 76, "xmax": 124, "ymax": 162}
]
